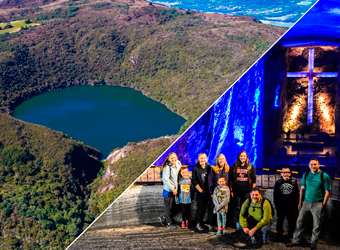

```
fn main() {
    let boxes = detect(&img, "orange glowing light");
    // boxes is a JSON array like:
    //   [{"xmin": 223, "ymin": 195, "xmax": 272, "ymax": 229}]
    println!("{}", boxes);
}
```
[
  {"xmin": 318, "ymin": 96, "xmax": 330, "ymax": 121},
  {"xmin": 317, "ymin": 94, "xmax": 335, "ymax": 134},
  {"xmin": 283, "ymin": 96, "xmax": 305, "ymax": 132}
]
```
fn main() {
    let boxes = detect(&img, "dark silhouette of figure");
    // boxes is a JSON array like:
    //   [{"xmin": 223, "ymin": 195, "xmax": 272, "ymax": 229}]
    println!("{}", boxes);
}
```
[
  {"xmin": 296, "ymin": 134, "xmax": 299, "ymax": 142},
  {"xmin": 325, "ymin": 151, "xmax": 330, "ymax": 161},
  {"xmin": 286, "ymin": 130, "xmax": 291, "ymax": 139}
]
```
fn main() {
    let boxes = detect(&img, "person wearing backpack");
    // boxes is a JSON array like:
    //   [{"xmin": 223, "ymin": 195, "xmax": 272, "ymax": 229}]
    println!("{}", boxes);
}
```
[
  {"xmin": 287, "ymin": 158, "xmax": 332, "ymax": 250},
  {"xmin": 273, "ymin": 167, "xmax": 299, "ymax": 242},
  {"xmin": 159, "ymin": 152, "xmax": 182, "ymax": 229},
  {"xmin": 237, "ymin": 187, "xmax": 273, "ymax": 245}
]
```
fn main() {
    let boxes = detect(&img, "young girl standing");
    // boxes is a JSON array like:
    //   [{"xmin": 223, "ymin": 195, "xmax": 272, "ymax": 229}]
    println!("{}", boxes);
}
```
[
  {"xmin": 178, "ymin": 166, "xmax": 191, "ymax": 229},
  {"xmin": 230, "ymin": 151, "xmax": 256, "ymax": 226},
  {"xmin": 208, "ymin": 154, "xmax": 230, "ymax": 231},
  {"xmin": 192, "ymin": 153, "xmax": 211, "ymax": 231},
  {"xmin": 160, "ymin": 152, "xmax": 182, "ymax": 229},
  {"xmin": 208, "ymin": 154, "xmax": 230, "ymax": 197},
  {"xmin": 213, "ymin": 176, "xmax": 230, "ymax": 235}
]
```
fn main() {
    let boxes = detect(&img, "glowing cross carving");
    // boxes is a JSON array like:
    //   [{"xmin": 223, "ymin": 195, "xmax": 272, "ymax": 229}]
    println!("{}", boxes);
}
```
[{"xmin": 287, "ymin": 48, "xmax": 338, "ymax": 125}]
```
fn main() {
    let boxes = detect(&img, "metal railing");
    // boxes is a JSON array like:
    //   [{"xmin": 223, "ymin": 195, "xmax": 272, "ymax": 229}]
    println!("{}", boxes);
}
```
[
  {"xmin": 134, "ymin": 166, "xmax": 340, "ymax": 200},
  {"xmin": 255, "ymin": 168, "xmax": 340, "ymax": 200}
]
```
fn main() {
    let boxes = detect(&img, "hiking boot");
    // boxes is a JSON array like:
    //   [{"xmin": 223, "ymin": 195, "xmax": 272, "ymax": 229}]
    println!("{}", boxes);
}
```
[
  {"xmin": 159, "ymin": 216, "xmax": 166, "ymax": 227},
  {"xmin": 216, "ymin": 228, "xmax": 222, "ymax": 236},
  {"xmin": 166, "ymin": 224, "xmax": 177, "ymax": 230},
  {"xmin": 208, "ymin": 225, "xmax": 214, "ymax": 232},
  {"xmin": 181, "ymin": 222, "xmax": 185, "ymax": 229},
  {"xmin": 185, "ymin": 221, "xmax": 189, "ymax": 229},
  {"xmin": 286, "ymin": 242, "xmax": 299, "ymax": 247},
  {"xmin": 196, "ymin": 223, "xmax": 204, "ymax": 231}
]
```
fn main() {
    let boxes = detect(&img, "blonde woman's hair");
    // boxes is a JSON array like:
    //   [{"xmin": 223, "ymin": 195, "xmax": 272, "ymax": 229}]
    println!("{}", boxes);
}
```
[{"xmin": 212, "ymin": 153, "xmax": 229, "ymax": 174}]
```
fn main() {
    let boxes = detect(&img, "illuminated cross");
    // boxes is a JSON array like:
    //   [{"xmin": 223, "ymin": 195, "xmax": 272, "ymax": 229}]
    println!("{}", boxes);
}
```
[{"xmin": 287, "ymin": 48, "xmax": 338, "ymax": 125}]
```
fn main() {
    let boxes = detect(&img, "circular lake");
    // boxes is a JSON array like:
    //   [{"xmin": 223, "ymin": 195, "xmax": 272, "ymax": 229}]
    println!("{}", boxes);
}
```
[{"xmin": 13, "ymin": 85, "xmax": 185, "ymax": 158}]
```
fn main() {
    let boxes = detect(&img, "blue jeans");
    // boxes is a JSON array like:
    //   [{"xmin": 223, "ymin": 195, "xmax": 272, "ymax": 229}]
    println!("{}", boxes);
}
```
[
  {"xmin": 237, "ymin": 220, "xmax": 272, "ymax": 241},
  {"xmin": 292, "ymin": 201, "xmax": 323, "ymax": 244},
  {"xmin": 217, "ymin": 212, "xmax": 227, "ymax": 228}
]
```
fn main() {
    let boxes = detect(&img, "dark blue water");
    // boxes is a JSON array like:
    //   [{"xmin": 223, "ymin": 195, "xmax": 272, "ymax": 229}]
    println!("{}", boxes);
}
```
[
  {"xmin": 147, "ymin": 0, "xmax": 316, "ymax": 27},
  {"xmin": 13, "ymin": 85, "xmax": 185, "ymax": 158}
]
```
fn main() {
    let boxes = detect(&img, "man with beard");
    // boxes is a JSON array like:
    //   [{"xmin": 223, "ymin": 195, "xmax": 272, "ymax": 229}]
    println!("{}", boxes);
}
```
[
  {"xmin": 237, "ymin": 187, "xmax": 273, "ymax": 245},
  {"xmin": 287, "ymin": 158, "xmax": 332, "ymax": 250}
]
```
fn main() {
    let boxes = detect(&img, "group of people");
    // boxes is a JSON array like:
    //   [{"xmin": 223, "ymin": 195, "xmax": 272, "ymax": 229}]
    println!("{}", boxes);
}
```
[
  {"xmin": 159, "ymin": 151, "xmax": 332, "ymax": 249},
  {"xmin": 159, "ymin": 151, "xmax": 256, "ymax": 234}
]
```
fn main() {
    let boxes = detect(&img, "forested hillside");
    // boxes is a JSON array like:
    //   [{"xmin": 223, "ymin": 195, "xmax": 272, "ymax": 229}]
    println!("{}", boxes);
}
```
[
  {"xmin": 88, "ymin": 136, "xmax": 177, "ymax": 214},
  {"xmin": 0, "ymin": 0, "xmax": 286, "ymax": 248},
  {"xmin": 0, "ymin": 113, "xmax": 102, "ymax": 249}
]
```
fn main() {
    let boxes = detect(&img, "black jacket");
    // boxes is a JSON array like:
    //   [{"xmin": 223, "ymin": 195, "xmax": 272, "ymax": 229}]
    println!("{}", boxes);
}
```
[
  {"xmin": 192, "ymin": 162, "xmax": 211, "ymax": 197},
  {"xmin": 273, "ymin": 177, "xmax": 299, "ymax": 208}
]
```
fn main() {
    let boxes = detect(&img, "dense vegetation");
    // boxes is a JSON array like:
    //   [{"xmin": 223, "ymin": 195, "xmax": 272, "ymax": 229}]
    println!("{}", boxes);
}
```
[
  {"xmin": 0, "ymin": 113, "xmax": 102, "ymax": 249},
  {"xmin": 0, "ymin": 0, "xmax": 286, "ymax": 248}
]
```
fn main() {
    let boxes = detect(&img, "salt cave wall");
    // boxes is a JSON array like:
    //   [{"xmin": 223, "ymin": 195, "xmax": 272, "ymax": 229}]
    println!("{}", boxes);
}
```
[{"xmin": 262, "ymin": 44, "xmax": 286, "ymax": 155}]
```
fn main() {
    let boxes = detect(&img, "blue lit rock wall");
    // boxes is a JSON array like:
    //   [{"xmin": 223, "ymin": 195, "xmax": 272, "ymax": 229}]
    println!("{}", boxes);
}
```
[
  {"xmin": 263, "ymin": 44, "xmax": 285, "ymax": 155},
  {"xmin": 155, "ymin": 57, "xmax": 267, "ymax": 168},
  {"xmin": 154, "ymin": 43, "xmax": 287, "ymax": 168}
]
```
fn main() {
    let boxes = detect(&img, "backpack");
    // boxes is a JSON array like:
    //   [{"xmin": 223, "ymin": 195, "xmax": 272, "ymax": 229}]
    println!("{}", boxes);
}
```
[
  {"xmin": 160, "ymin": 165, "xmax": 174, "ymax": 182},
  {"xmin": 304, "ymin": 170, "xmax": 325, "ymax": 196},
  {"xmin": 244, "ymin": 197, "xmax": 275, "ymax": 218}
]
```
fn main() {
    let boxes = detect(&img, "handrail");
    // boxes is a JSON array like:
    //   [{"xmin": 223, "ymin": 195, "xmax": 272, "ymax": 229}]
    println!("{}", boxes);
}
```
[{"xmin": 134, "ymin": 166, "xmax": 340, "ymax": 200}]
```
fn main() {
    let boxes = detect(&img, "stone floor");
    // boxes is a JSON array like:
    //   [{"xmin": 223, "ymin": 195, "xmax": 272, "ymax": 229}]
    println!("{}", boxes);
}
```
[{"xmin": 67, "ymin": 224, "xmax": 340, "ymax": 250}]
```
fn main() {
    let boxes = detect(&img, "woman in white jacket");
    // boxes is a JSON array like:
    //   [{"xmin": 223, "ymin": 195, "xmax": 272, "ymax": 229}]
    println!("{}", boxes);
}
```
[{"xmin": 160, "ymin": 152, "xmax": 182, "ymax": 229}]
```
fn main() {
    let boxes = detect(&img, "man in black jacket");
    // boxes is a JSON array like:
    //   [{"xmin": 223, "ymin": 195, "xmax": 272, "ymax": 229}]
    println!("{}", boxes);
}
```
[{"xmin": 273, "ymin": 167, "xmax": 299, "ymax": 241}]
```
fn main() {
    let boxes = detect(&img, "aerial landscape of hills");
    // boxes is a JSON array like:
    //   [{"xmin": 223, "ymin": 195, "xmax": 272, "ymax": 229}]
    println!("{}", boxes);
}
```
[{"xmin": 0, "ymin": 0, "xmax": 290, "ymax": 248}]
